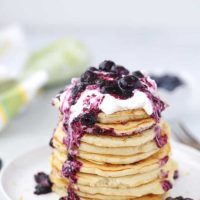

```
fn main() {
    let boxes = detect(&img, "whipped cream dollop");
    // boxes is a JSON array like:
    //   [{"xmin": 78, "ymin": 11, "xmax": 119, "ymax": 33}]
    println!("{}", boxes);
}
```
[
  {"xmin": 53, "ymin": 75, "xmax": 160, "ymax": 120},
  {"xmin": 100, "ymin": 90, "xmax": 153, "ymax": 115},
  {"xmin": 54, "ymin": 86, "xmax": 155, "ymax": 122},
  {"xmin": 69, "ymin": 88, "xmax": 153, "ymax": 121},
  {"xmin": 53, "ymin": 73, "xmax": 159, "ymax": 120}
]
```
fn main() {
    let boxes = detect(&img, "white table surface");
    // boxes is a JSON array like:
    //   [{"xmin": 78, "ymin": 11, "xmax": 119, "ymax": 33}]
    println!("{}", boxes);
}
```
[{"xmin": 1, "ymin": 28, "xmax": 200, "ymax": 199}]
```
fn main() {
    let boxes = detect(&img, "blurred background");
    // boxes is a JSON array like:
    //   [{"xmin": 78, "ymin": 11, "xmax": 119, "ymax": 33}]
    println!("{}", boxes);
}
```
[{"xmin": 0, "ymin": 0, "xmax": 200, "ymax": 170}]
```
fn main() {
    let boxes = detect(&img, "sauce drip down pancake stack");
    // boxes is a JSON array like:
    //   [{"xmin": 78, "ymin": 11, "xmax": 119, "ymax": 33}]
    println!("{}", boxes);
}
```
[{"xmin": 50, "ymin": 61, "xmax": 177, "ymax": 200}]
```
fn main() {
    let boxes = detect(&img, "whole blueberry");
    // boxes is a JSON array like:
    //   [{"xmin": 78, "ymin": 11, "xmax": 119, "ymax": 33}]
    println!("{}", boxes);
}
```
[
  {"xmin": 111, "ymin": 65, "xmax": 129, "ymax": 75},
  {"xmin": 99, "ymin": 60, "xmax": 115, "ymax": 72},
  {"xmin": 100, "ymin": 81, "xmax": 121, "ymax": 94},
  {"xmin": 118, "ymin": 75, "xmax": 139, "ymax": 91},
  {"xmin": 81, "ymin": 70, "xmax": 97, "ymax": 83},
  {"xmin": 81, "ymin": 113, "xmax": 97, "ymax": 126},
  {"xmin": 88, "ymin": 66, "xmax": 98, "ymax": 71},
  {"xmin": 34, "ymin": 172, "xmax": 52, "ymax": 195},
  {"xmin": 96, "ymin": 79, "xmax": 108, "ymax": 87},
  {"xmin": 34, "ymin": 172, "xmax": 50, "ymax": 186},
  {"xmin": 101, "ymin": 85, "xmax": 119, "ymax": 95},
  {"xmin": 34, "ymin": 185, "xmax": 52, "ymax": 195},
  {"xmin": 165, "ymin": 197, "xmax": 193, "ymax": 200},
  {"xmin": 132, "ymin": 70, "xmax": 144, "ymax": 78},
  {"xmin": 71, "ymin": 83, "xmax": 86, "ymax": 100}
]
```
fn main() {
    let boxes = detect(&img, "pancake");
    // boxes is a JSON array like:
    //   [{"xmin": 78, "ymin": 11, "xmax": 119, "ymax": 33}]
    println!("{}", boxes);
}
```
[
  {"xmin": 52, "ymin": 121, "xmax": 169, "ymax": 162},
  {"xmin": 76, "ymin": 179, "xmax": 167, "ymax": 196},
  {"xmin": 78, "ymin": 147, "xmax": 160, "ymax": 165},
  {"xmin": 75, "ymin": 161, "xmax": 176, "ymax": 197},
  {"xmin": 50, "ymin": 144, "xmax": 171, "ymax": 178},
  {"xmin": 53, "ymin": 123, "xmax": 158, "ymax": 156},
  {"xmin": 53, "ymin": 120, "xmax": 159, "ymax": 148},
  {"xmin": 81, "ymin": 121, "xmax": 168, "ymax": 148},
  {"xmin": 97, "ymin": 109, "xmax": 149, "ymax": 124},
  {"xmin": 82, "ymin": 128, "xmax": 154, "ymax": 148},
  {"xmin": 77, "ymin": 192, "xmax": 165, "ymax": 200},
  {"xmin": 95, "ymin": 118, "xmax": 155, "ymax": 136},
  {"xmin": 55, "ymin": 126, "xmax": 155, "ymax": 149},
  {"xmin": 54, "ymin": 137, "xmax": 159, "ymax": 156},
  {"xmin": 51, "ymin": 158, "xmax": 174, "ymax": 189},
  {"xmin": 51, "ymin": 161, "xmax": 176, "ymax": 198},
  {"xmin": 52, "ymin": 185, "xmax": 164, "ymax": 200}
]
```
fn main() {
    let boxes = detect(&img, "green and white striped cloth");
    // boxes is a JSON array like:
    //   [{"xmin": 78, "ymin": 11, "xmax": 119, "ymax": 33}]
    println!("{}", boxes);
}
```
[{"xmin": 0, "ymin": 26, "xmax": 90, "ymax": 131}]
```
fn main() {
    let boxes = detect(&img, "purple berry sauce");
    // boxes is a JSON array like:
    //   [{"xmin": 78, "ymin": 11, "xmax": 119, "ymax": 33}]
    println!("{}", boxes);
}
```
[
  {"xmin": 154, "ymin": 126, "xmax": 168, "ymax": 148},
  {"xmin": 54, "ymin": 61, "xmax": 167, "ymax": 199},
  {"xmin": 159, "ymin": 156, "xmax": 169, "ymax": 167},
  {"xmin": 160, "ymin": 170, "xmax": 169, "ymax": 179},
  {"xmin": 161, "ymin": 180, "xmax": 173, "ymax": 192}
]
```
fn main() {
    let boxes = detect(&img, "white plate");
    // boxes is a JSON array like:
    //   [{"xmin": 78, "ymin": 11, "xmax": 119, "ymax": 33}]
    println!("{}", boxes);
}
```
[{"xmin": 1, "ymin": 143, "xmax": 200, "ymax": 200}]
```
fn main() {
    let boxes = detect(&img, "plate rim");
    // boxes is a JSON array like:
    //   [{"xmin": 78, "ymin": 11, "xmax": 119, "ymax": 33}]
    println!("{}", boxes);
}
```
[
  {"xmin": 0, "ymin": 145, "xmax": 49, "ymax": 200},
  {"xmin": 1, "ymin": 142, "xmax": 200, "ymax": 200}
]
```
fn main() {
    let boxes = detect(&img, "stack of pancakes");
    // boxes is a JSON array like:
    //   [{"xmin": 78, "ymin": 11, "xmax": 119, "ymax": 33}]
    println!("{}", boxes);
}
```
[{"xmin": 50, "ymin": 108, "xmax": 177, "ymax": 200}]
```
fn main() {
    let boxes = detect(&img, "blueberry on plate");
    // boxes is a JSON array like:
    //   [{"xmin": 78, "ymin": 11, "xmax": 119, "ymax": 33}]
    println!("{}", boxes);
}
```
[
  {"xmin": 34, "ymin": 184, "xmax": 52, "ymax": 195},
  {"xmin": 99, "ymin": 60, "xmax": 115, "ymax": 72},
  {"xmin": 111, "ymin": 65, "xmax": 129, "ymax": 75},
  {"xmin": 34, "ymin": 172, "xmax": 52, "ymax": 195},
  {"xmin": 165, "ymin": 196, "xmax": 193, "ymax": 200}
]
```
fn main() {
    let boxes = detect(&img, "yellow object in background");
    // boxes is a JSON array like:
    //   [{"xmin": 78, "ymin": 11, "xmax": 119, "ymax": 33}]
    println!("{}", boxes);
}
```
[
  {"xmin": 0, "ymin": 71, "xmax": 47, "ymax": 130},
  {"xmin": 0, "ymin": 27, "xmax": 90, "ymax": 130}
]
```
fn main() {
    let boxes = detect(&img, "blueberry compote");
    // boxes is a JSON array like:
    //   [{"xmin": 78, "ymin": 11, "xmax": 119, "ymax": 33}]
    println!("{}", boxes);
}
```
[
  {"xmin": 159, "ymin": 156, "xmax": 169, "ymax": 167},
  {"xmin": 55, "ymin": 60, "xmax": 167, "ymax": 199},
  {"xmin": 161, "ymin": 180, "xmax": 173, "ymax": 192},
  {"xmin": 154, "ymin": 126, "xmax": 168, "ymax": 148}
]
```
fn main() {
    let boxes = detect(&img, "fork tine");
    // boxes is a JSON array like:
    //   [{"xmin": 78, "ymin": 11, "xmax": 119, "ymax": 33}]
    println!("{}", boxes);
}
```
[
  {"xmin": 176, "ymin": 121, "xmax": 200, "ymax": 150},
  {"xmin": 171, "ymin": 123, "xmax": 189, "ymax": 144},
  {"xmin": 171, "ymin": 121, "xmax": 200, "ymax": 150},
  {"xmin": 178, "ymin": 122, "xmax": 199, "ymax": 145}
]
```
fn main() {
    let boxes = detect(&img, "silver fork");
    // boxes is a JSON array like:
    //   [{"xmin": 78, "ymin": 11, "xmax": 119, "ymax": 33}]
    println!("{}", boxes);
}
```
[{"xmin": 171, "ymin": 120, "xmax": 200, "ymax": 151}]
